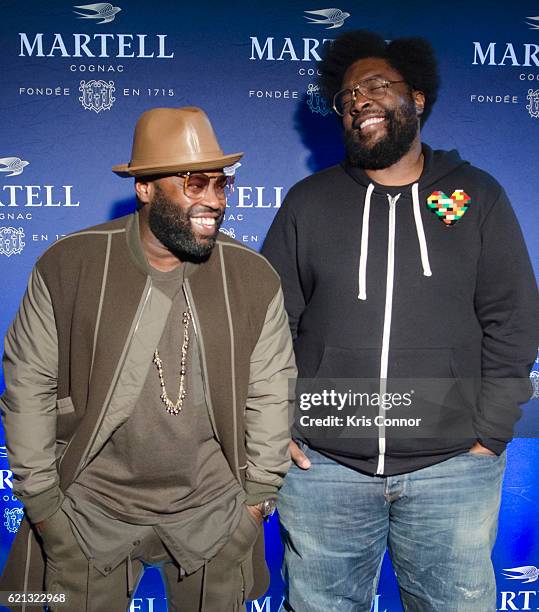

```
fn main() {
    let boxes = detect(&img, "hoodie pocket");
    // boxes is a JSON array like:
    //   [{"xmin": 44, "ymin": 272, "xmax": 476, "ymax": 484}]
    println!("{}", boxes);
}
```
[
  {"xmin": 384, "ymin": 347, "xmax": 476, "ymax": 456},
  {"xmin": 314, "ymin": 345, "xmax": 381, "ymax": 379},
  {"xmin": 297, "ymin": 345, "xmax": 380, "ymax": 458},
  {"xmin": 389, "ymin": 347, "xmax": 453, "ymax": 378}
]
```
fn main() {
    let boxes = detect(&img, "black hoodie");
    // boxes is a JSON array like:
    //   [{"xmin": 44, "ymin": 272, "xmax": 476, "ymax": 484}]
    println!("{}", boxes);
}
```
[{"xmin": 262, "ymin": 145, "xmax": 538, "ymax": 476}]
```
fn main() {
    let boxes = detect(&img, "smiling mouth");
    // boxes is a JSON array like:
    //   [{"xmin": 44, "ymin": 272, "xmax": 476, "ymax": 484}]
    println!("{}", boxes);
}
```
[
  {"xmin": 191, "ymin": 217, "xmax": 217, "ymax": 228},
  {"xmin": 190, "ymin": 216, "xmax": 221, "ymax": 239},
  {"xmin": 358, "ymin": 116, "xmax": 385, "ymax": 131}
]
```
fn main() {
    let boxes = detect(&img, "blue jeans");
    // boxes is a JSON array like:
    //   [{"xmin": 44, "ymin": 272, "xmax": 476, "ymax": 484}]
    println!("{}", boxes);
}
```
[{"xmin": 278, "ymin": 444, "xmax": 505, "ymax": 612}]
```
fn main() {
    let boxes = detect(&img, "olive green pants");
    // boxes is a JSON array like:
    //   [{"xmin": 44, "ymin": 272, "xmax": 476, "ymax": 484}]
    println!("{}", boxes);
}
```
[{"xmin": 39, "ymin": 506, "xmax": 259, "ymax": 612}]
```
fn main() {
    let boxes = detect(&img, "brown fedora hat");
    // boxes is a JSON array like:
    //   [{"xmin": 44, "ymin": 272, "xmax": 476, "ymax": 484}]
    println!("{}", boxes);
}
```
[{"xmin": 112, "ymin": 107, "xmax": 243, "ymax": 177}]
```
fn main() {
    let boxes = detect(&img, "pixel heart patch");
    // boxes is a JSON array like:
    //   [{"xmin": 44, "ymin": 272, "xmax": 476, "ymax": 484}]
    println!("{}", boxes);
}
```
[{"xmin": 426, "ymin": 190, "xmax": 471, "ymax": 226}]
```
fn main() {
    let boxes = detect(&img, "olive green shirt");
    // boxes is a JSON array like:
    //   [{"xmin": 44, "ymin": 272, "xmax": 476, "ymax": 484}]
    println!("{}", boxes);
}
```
[{"xmin": 64, "ymin": 264, "xmax": 244, "ymax": 575}]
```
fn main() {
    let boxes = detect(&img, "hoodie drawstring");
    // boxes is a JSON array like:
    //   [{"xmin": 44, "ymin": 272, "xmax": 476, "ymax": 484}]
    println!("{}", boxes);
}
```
[
  {"xmin": 357, "ymin": 182, "xmax": 432, "ymax": 302},
  {"xmin": 358, "ymin": 183, "xmax": 374, "ymax": 300},
  {"xmin": 412, "ymin": 182, "xmax": 432, "ymax": 277}
]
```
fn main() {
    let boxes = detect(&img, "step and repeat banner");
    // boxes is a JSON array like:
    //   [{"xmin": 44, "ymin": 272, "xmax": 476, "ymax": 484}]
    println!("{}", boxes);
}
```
[{"xmin": 0, "ymin": 1, "xmax": 538, "ymax": 610}]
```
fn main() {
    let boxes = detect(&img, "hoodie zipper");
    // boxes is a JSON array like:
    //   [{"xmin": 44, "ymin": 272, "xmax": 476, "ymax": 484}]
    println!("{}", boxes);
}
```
[{"xmin": 376, "ymin": 193, "xmax": 400, "ymax": 475}]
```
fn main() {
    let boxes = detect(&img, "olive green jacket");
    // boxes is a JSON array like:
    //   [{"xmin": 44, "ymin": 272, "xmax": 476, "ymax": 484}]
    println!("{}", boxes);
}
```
[{"xmin": 0, "ymin": 213, "xmax": 295, "ymax": 602}]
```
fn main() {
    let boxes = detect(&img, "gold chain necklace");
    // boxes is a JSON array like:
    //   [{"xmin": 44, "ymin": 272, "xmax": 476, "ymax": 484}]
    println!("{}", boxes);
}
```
[{"xmin": 153, "ymin": 307, "xmax": 192, "ymax": 415}]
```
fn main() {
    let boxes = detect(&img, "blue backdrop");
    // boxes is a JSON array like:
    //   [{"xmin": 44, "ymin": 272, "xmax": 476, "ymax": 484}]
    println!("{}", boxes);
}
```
[{"xmin": 0, "ymin": 1, "xmax": 538, "ymax": 610}]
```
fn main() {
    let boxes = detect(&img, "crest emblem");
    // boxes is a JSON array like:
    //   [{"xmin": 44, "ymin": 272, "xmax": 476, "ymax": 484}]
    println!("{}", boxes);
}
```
[
  {"xmin": 427, "ymin": 190, "xmax": 470, "ymax": 226},
  {"xmin": 306, "ymin": 84, "xmax": 331, "ymax": 116},
  {"xmin": 526, "ymin": 89, "xmax": 539, "ymax": 119},
  {"xmin": 531, "ymin": 371, "xmax": 539, "ymax": 400},
  {"xmin": 3, "ymin": 507, "xmax": 24, "ymax": 534},
  {"xmin": 79, "ymin": 80, "xmax": 116, "ymax": 113},
  {"xmin": 0, "ymin": 227, "xmax": 25, "ymax": 257}
]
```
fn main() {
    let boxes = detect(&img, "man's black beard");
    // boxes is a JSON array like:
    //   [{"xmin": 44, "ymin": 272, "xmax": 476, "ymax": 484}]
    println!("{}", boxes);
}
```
[
  {"xmin": 344, "ymin": 101, "xmax": 419, "ymax": 170},
  {"xmin": 148, "ymin": 188, "xmax": 222, "ymax": 263}
]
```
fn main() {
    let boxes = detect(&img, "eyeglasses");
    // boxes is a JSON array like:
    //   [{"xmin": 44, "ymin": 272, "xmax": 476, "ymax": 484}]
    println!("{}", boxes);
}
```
[
  {"xmin": 332, "ymin": 77, "xmax": 406, "ymax": 116},
  {"xmin": 177, "ymin": 172, "xmax": 234, "ymax": 201}
]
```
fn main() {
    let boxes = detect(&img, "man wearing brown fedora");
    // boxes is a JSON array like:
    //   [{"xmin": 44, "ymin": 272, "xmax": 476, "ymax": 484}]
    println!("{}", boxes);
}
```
[{"xmin": 0, "ymin": 106, "xmax": 296, "ymax": 611}]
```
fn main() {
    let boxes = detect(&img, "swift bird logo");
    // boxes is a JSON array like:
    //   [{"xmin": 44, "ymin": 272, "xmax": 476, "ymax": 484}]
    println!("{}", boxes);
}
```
[
  {"xmin": 223, "ymin": 162, "xmax": 241, "ymax": 177},
  {"xmin": 304, "ymin": 8, "xmax": 350, "ymax": 29},
  {"xmin": 526, "ymin": 16, "xmax": 539, "ymax": 29},
  {"xmin": 73, "ymin": 3, "xmax": 121, "ymax": 24},
  {"xmin": 219, "ymin": 228, "xmax": 236, "ymax": 239},
  {"xmin": 0, "ymin": 157, "xmax": 29, "ymax": 177},
  {"xmin": 503, "ymin": 566, "xmax": 539, "ymax": 583}
]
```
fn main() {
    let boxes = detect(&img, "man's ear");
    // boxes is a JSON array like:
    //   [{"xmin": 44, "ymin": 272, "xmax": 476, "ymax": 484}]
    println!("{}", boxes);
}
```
[
  {"xmin": 414, "ymin": 90, "xmax": 426, "ymax": 117},
  {"xmin": 134, "ymin": 178, "xmax": 152, "ymax": 204}
]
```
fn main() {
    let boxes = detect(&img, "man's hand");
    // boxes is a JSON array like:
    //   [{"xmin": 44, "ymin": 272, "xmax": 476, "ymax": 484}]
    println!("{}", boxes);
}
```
[
  {"xmin": 246, "ymin": 504, "xmax": 264, "ymax": 524},
  {"xmin": 290, "ymin": 440, "xmax": 311, "ymax": 469},
  {"xmin": 469, "ymin": 441, "xmax": 496, "ymax": 456}
]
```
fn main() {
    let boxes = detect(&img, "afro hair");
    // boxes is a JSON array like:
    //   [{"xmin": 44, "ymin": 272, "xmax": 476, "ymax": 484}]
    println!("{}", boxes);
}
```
[{"xmin": 319, "ymin": 30, "xmax": 440, "ymax": 125}]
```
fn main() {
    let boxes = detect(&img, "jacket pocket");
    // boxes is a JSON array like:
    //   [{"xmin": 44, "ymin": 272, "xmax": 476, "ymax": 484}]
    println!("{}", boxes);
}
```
[
  {"xmin": 219, "ymin": 506, "xmax": 261, "ymax": 567},
  {"xmin": 39, "ymin": 508, "xmax": 76, "ymax": 567},
  {"xmin": 240, "ymin": 556, "xmax": 254, "ymax": 606},
  {"xmin": 56, "ymin": 396, "xmax": 75, "ymax": 415},
  {"xmin": 55, "ymin": 396, "xmax": 79, "ymax": 445}
]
